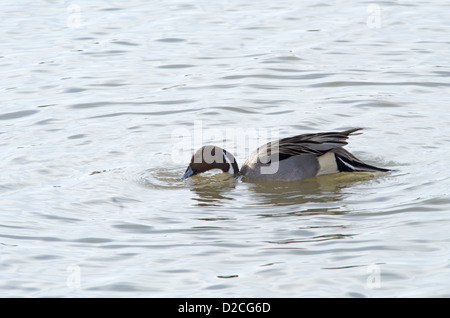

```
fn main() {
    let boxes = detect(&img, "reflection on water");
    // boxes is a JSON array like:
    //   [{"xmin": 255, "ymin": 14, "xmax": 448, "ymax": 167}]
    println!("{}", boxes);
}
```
[
  {"xmin": 185, "ymin": 172, "xmax": 238, "ymax": 206},
  {"xmin": 243, "ymin": 173, "xmax": 368, "ymax": 206},
  {"xmin": 138, "ymin": 168, "xmax": 238, "ymax": 206},
  {"xmin": 149, "ymin": 168, "xmax": 390, "ymax": 210}
]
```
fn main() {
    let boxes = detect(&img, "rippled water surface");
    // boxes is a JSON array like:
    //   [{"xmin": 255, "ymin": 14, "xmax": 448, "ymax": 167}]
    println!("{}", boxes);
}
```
[{"xmin": 1, "ymin": 0, "xmax": 450, "ymax": 297}]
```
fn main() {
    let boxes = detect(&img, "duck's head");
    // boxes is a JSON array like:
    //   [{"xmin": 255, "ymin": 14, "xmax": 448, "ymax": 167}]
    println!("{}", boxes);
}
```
[{"xmin": 180, "ymin": 145, "xmax": 239, "ymax": 179}]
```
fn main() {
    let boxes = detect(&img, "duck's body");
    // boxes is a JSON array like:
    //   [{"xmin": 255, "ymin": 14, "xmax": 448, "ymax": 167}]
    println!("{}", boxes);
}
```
[{"xmin": 181, "ymin": 128, "xmax": 389, "ymax": 181}]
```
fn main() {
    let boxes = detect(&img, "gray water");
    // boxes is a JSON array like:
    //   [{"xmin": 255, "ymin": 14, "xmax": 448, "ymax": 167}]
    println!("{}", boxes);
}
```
[{"xmin": 1, "ymin": 0, "xmax": 450, "ymax": 297}]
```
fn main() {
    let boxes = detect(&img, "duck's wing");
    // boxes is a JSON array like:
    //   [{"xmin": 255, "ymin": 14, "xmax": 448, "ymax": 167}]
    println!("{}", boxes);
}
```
[{"xmin": 262, "ymin": 128, "xmax": 363, "ymax": 160}]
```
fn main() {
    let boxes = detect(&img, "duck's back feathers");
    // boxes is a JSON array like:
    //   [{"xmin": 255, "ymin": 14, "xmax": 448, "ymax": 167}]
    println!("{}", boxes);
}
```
[
  {"xmin": 239, "ymin": 128, "xmax": 389, "ymax": 180},
  {"xmin": 267, "ymin": 128, "xmax": 363, "ymax": 159},
  {"xmin": 243, "ymin": 128, "xmax": 362, "ymax": 165}
]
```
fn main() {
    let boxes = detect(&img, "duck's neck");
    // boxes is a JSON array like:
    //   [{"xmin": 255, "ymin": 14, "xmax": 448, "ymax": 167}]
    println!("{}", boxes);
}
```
[{"xmin": 222, "ymin": 150, "xmax": 240, "ymax": 176}]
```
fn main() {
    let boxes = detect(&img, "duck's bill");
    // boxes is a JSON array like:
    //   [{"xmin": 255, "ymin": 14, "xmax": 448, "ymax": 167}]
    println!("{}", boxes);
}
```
[{"xmin": 178, "ymin": 166, "xmax": 195, "ymax": 180}]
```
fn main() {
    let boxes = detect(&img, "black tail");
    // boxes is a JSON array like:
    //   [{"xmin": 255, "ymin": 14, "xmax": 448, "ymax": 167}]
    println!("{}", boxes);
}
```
[{"xmin": 334, "ymin": 148, "xmax": 390, "ymax": 173}]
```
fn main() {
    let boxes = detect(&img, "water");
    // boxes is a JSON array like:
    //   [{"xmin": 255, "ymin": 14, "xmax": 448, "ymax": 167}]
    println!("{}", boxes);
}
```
[{"xmin": 1, "ymin": 0, "xmax": 450, "ymax": 297}]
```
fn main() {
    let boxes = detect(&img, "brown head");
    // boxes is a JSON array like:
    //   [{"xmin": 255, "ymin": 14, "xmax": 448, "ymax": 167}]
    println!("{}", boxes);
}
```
[{"xmin": 180, "ymin": 145, "xmax": 239, "ymax": 179}]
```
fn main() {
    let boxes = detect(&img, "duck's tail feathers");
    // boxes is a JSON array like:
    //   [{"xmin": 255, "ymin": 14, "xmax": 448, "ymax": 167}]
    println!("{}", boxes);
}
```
[{"xmin": 334, "ymin": 148, "xmax": 390, "ymax": 173}]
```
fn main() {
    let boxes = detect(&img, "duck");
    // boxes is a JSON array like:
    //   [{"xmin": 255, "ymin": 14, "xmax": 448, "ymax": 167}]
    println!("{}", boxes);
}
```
[{"xmin": 180, "ymin": 128, "xmax": 390, "ymax": 181}]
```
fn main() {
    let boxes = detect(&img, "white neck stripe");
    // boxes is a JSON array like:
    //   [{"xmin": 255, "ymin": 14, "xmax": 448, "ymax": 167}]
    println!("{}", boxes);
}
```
[{"xmin": 223, "ymin": 152, "xmax": 234, "ymax": 175}]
